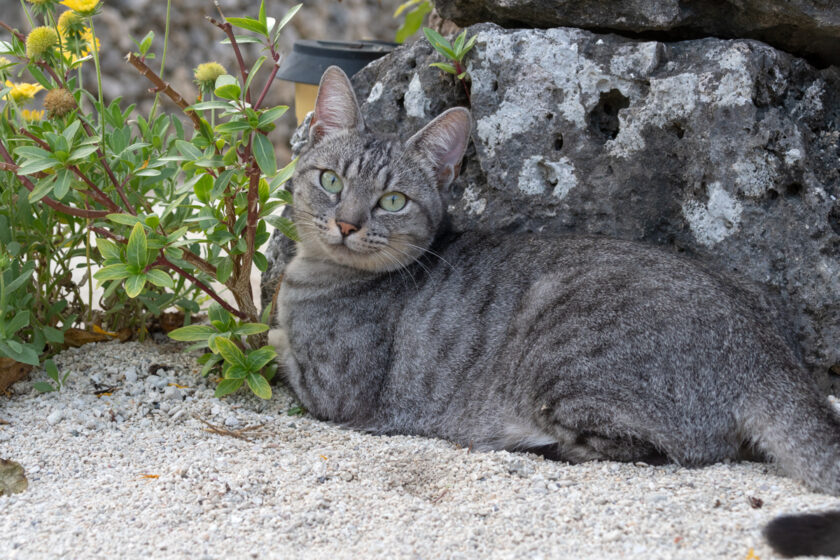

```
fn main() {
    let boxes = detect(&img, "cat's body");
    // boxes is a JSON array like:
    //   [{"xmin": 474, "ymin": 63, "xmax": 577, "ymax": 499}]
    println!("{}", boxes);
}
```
[{"xmin": 274, "ymin": 66, "xmax": 840, "ymax": 557}]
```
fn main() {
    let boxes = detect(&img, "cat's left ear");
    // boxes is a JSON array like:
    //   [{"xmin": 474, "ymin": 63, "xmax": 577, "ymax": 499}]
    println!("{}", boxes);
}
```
[
  {"xmin": 309, "ymin": 66, "xmax": 364, "ymax": 145},
  {"xmin": 406, "ymin": 107, "xmax": 472, "ymax": 189}
]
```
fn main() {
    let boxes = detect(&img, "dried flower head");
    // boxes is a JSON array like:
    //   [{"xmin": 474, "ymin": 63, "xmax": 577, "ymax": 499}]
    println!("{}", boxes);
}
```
[
  {"xmin": 44, "ymin": 88, "xmax": 76, "ymax": 118},
  {"xmin": 26, "ymin": 26, "xmax": 59, "ymax": 60},
  {"xmin": 4, "ymin": 80, "xmax": 45, "ymax": 104},
  {"xmin": 60, "ymin": 0, "xmax": 100, "ymax": 16},
  {"xmin": 194, "ymin": 62, "xmax": 227, "ymax": 86}
]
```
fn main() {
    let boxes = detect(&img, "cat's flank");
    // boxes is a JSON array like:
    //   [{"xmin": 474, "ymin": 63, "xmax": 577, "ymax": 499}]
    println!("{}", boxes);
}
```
[{"xmin": 274, "ymin": 66, "xmax": 840, "ymax": 557}]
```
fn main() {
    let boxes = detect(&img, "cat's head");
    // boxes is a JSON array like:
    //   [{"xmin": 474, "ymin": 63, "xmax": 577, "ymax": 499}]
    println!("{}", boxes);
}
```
[{"xmin": 290, "ymin": 66, "xmax": 471, "ymax": 272}]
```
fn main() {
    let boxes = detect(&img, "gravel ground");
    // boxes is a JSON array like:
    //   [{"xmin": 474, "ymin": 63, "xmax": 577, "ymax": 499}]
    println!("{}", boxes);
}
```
[{"xmin": 1, "ymin": 340, "xmax": 839, "ymax": 559}]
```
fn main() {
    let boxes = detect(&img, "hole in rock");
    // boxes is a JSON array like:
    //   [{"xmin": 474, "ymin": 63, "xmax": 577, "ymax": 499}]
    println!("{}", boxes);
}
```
[
  {"xmin": 785, "ymin": 182, "xmax": 803, "ymax": 196},
  {"xmin": 588, "ymin": 89, "xmax": 630, "ymax": 143},
  {"xmin": 828, "ymin": 203, "xmax": 840, "ymax": 236},
  {"xmin": 553, "ymin": 134, "xmax": 564, "ymax": 151}
]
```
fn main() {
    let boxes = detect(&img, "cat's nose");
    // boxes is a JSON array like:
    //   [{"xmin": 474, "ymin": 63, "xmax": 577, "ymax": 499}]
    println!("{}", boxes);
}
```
[{"xmin": 336, "ymin": 221, "xmax": 359, "ymax": 237}]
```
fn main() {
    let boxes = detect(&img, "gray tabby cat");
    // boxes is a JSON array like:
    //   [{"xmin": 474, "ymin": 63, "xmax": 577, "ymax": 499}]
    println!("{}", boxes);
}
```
[{"xmin": 273, "ymin": 66, "xmax": 840, "ymax": 557}]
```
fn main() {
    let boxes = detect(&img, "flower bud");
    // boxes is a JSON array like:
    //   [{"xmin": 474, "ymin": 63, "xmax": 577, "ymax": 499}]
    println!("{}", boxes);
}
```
[
  {"xmin": 26, "ymin": 26, "xmax": 58, "ymax": 60},
  {"xmin": 44, "ymin": 88, "xmax": 76, "ymax": 118}
]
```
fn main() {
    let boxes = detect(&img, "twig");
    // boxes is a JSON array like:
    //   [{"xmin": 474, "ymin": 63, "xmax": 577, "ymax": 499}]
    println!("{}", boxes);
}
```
[
  {"xmin": 431, "ymin": 489, "xmax": 449, "ymax": 504},
  {"xmin": 125, "ymin": 53, "xmax": 202, "ymax": 130},
  {"xmin": 157, "ymin": 255, "xmax": 247, "ymax": 319},
  {"xmin": 192, "ymin": 413, "xmax": 266, "ymax": 441},
  {"xmin": 208, "ymin": 13, "xmax": 251, "ymax": 104}
]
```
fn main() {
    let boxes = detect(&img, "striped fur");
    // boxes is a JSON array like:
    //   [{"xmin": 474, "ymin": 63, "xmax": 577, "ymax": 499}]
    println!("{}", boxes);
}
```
[{"xmin": 274, "ymin": 67, "xmax": 840, "ymax": 556}]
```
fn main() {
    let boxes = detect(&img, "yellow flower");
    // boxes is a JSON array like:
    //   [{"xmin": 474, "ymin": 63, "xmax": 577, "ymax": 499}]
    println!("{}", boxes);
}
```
[
  {"xmin": 4, "ymin": 81, "xmax": 45, "ymax": 103},
  {"xmin": 60, "ymin": 0, "xmax": 100, "ymax": 15},
  {"xmin": 26, "ymin": 26, "xmax": 59, "ymax": 59},
  {"xmin": 58, "ymin": 9, "xmax": 84, "ymax": 33},
  {"xmin": 21, "ymin": 109, "xmax": 45, "ymax": 122},
  {"xmin": 80, "ymin": 27, "xmax": 99, "ymax": 55}
]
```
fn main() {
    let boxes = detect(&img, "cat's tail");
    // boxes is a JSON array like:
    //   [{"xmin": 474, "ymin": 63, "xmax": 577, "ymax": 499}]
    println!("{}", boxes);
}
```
[
  {"xmin": 763, "ymin": 510, "xmax": 840, "ymax": 557},
  {"xmin": 740, "ymin": 376, "xmax": 840, "ymax": 556}
]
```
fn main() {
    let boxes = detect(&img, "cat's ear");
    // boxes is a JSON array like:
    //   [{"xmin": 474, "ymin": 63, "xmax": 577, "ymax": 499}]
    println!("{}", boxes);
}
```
[
  {"xmin": 406, "ymin": 107, "xmax": 472, "ymax": 189},
  {"xmin": 309, "ymin": 66, "xmax": 364, "ymax": 145}
]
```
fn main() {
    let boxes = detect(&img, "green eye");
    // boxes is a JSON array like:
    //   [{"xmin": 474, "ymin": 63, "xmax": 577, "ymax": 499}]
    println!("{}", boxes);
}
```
[
  {"xmin": 320, "ymin": 170, "xmax": 343, "ymax": 194},
  {"xmin": 379, "ymin": 192, "xmax": 407, "ymax": 212}
]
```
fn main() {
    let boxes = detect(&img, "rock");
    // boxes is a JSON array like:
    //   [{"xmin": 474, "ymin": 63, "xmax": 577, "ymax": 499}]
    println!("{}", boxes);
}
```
[
  {"xmin": 434, "ymin": 0, "xmax": 840, "ymax": 68},
  {"xmin": 46, "ymin": 409, "xmax": 63, "ymax": 426},
  {"xmin": 123, "ymin": 366, "xmax": 137, "ymax": 384},
  {"xmin": 224, "ymin": 415, "xmax": 240, "ymax": 428},
  {"xmin": 263, "ymin": 25, "xmax": 840, "ymax": 392},
  {"xmin": 0, "ymin": 458, "xmax": 28, "ymax": 496},
  {"xmin": 163, "ymin": 385, "xmax": 182, "ymax": 401}
]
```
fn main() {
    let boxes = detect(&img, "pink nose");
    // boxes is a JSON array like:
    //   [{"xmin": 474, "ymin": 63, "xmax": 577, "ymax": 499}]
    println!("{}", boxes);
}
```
[{"xmin": 336, "ymin": 221, "xmax": 359, "ymax": 237}]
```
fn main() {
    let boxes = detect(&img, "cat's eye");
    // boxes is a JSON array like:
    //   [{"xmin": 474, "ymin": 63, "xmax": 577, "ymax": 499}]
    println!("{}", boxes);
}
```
[
  {"xmin": 378, "ymin": 192, "xmax": 407, "ymax": 212},
  {"xmin": 320, "ymin": 170, "xmax": 343, "ymax": 194}
]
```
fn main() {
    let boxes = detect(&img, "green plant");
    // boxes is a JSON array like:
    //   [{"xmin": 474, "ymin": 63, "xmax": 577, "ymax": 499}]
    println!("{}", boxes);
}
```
[
  {"xmin": 394, "ymin": 0, "xmax": 433, "ymax": 43},
  {"xmin": 32, "ymin": 358, "xmax": 69, "ymax": 392},
  {"xmin": 423, "ymin": 27, "xmax": 476, "ymax": 102},
  {"xmin": 0, "ymin": 0, "xmax": 302, "ymax": 398},
  {"xmin": 167, "ymin": 302, "xmax": 277, "ymax": 398}
]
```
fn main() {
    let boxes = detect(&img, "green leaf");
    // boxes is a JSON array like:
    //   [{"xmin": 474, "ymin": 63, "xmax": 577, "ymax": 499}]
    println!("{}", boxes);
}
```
[
  {"xmin": 45, "ymin": 359, "xmax": 59, "ymax": 383},
  {"xmin": 33, "ymin": 382, "xmax": 57, "ymax": 393},
  {"xmin": 214, "ymin": 378, "xmax": 243, "ymax": 398},
  {"xmin": 145, "ymin": 269, "xmax": 174, "ymax": 289},
  {"xmin": 395, "ymin": 1, "xmax": 432, "ymax": 43},
  {"xmin": 253, "ymin": 251, "xmax": 267, "ymax": 272},
  {"xmin": 3, "ymin": 267, "xmax": 34, "ymax": 294},
  {"xmin": 454, "ymin": 29, "xmax": 466, "ymax": 53},
  {"xmin": 13, "ymin": 146, "xmax": 52, "ymax": 160},
  {"xmin": 0, "ymin": 339, "xmax": 39, "ymax": 366},
  {"xmin": 187, "ymin": 100, "xmax": 232, "ymax": 111},
  {"xmin": 193, "ymin": 173, "xmax": 213, "ymax": 203},
  {"xmin": 260, "ymin": 302, "xmax": 272, "ymax": 324},
  {"xmin": 429, "ymin": 62, "xmax": 458, "ymax": 75},
  {"xmin": 124, "ymin": 273, "xmax": 147, "ymax": 298},
  {"xmin": 106, "ymin": 213, "xmax": 143, "ymax": 227},
  {"xmin": 246, "ymin": 372, "xmax": 272, "ymax": 399},
  {"xmin": 18, "ymin": 158, "xmax": 59, "ymax": 176},
  {"xmin": 216, "ymin": 257, "xmax": 233, "ymax": 284},
  {"xmin": 224, "ymin": 364, "xmax": 249, "ymax": 379},
  {"xmin": 5, "ymin": 310, "xmax": 30, "ymax": 335},
  {"xmin": 42, "ymin": 326, "xmax": 64, "ymax": 344},
  {"xmin": 62, "ymin": 120, "xmax": 81, "ymax": 144},
  {"xmin": 273, "ymin": 4, "xmax": 302, "ymax": 39},
  {"xmin": 96, "ymin": 237, "xmax": 122, "ymax": 260},
  {"xmin": 215, "ymin": 120, "xmax": 252, "ymax": 134},
  {"xmin": 94, "ymin": 264, "xmax": 132, "ymax": 282},
  {"xmin": 67, "ymin": 145, "xmax": 99, "ymax": 162},
  {"xmin": 423, "ymin": 27, "xmax": 455, "ymax": 59},
  {"xmin": 264, "ymin": 215, "xmax": 300, "ymax": 241},
  {"xmin": 258, "ymin": 0, "xmax": 267, "ymax": 26},
  {"xmin": 175, "ymin": 139, "xmax": 202, "ymax": 161},
  {"xmin": 27, "ymin": 175, "xmax": 56, "ymax": 203},
  {"xmin": 215, "ymin": 74, "xmax": 242, "ymax": 100},
  {"xmin": 220, "ymin": 35, "xmax": 262, "ymax": 45},
  {"xmin": 53, "ymin": 169, "xmax": 72, "ymax": 200},
  {"xmin": 214, "ymin": 336, "xmax": 247, "ymax": 369},
  {"xmin": 244, "ymin": 56, "xmax": 266, "ymax": 96},
  {"xmin": 168, "ymin": 324, "xmax": 216, "ymax": 342},
  {"xmin": 246, "ymin": 345, "xmax": 276, "ymax": 370},
  {"xmin": 270, "ymin": 157, "xmax": 297, "ymax": 189},
  {"xmin": 257, "ymin": 105, "xmax": 289, "ymax": 128},
  {"xmin": 252, "ymin": 133, "xmax": 276, "ymax": 176},
  {"xmin": 394, "ymin": 0, "xmax": 422, "ymax": 18},
  {"xmin": 126, "ymin": 222, "xmax": 149, "ymax": 270},
  {"xmin": 462, "ymin": 34, "xmax": 478, "ymax": 55},
  {"xmin": 235, "ymin": 323, "xmax": 269, "ymax": 336},
  {"xmin": 212, "ymin": 169, "xmax": 235, "ymax": 199},
  {"xmin": 226, "ymin": 17, "xmax": 268, "ymax": 37}
]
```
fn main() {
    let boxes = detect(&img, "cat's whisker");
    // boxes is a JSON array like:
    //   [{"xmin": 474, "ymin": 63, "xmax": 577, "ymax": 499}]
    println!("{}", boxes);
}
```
[
  {"xmin": 376, "ymin": 246, "xmax": 417, "ymax": 290},
  {"xmin": 385, "ymin": 242, "xmax": 433, "ymax": 279},
  {"xmin": 397, "ymin": 240, "xmax": 457, "ymax": 272}
]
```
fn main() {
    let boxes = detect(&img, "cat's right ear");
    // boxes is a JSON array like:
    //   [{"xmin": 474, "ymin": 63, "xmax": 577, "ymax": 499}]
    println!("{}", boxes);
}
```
[
  {"xmin": 406, "ymin": 107, "xmax": 472, "ymax": 189},
  {"xmin": 309, "ymin": 66, "xmax": 364, "ymax": 145}
]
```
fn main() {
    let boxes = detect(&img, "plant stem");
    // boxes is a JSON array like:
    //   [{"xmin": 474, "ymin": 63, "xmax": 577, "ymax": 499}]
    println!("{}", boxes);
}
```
[
  {"xmin": 157, "ymin": 256, "xmax": 247, "ymax": 319},
  {"xmin": 148, "ymin": 0, "xmax": 171, "ymax": 121},
  {"xmin": 126, "ymin": 53, "xmax": 202, "ymax": 130},
  {"xmin": 208, "ymin": 15, "xmax": 251, "ymax": 105},
  {"xmin": 88, "ymin": 17, "xmax": 106, "ymax": 150}
]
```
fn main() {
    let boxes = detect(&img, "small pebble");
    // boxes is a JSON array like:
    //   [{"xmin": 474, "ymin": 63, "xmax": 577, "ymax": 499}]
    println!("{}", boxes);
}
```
[{"xmin": 46, "ymin": 410, "xmax": 63, "ymax": 426}]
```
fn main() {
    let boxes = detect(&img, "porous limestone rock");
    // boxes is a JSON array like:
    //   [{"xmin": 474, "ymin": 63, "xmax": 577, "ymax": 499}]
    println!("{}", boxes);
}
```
[
  {"xmin": 264, "ymin": 24, "xmax": 840, "ymax": 391},
  {"xmin": 434, "ymin": 0, "xmax": 840, "ymax": 67}
]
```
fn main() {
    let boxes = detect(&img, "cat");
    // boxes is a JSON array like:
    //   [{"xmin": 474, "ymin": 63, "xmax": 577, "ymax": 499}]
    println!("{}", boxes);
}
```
[{"xmin": 272, "ymin": 66, "xmax": 840, "ymax": 557}]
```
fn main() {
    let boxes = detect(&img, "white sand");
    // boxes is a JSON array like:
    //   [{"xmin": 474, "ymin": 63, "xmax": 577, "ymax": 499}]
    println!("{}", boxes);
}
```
[{"xmin": 2, "ymin": 340, "xmax": 839, "ymax": 559}]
